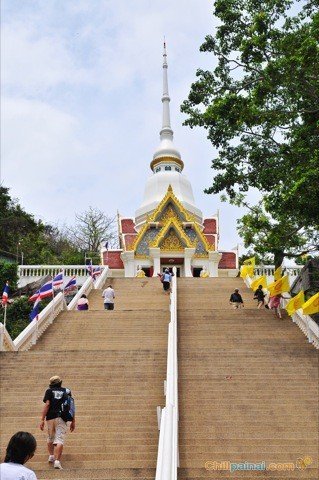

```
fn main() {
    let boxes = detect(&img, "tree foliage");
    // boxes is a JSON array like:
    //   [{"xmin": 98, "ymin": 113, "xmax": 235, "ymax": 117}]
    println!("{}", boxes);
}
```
[
  {"xmin": 0, "ymin": 187, "xmax": 115, "ymax": 265},
  {"xmin": 0, "ymin": 262, "xmax": 18, "ymax": 291},
  {"xmin": 68, "ymin": 206, "xmax": 116, "ymax": 253},
  {"xmin": 237, "ymin": 202, "xmax": 319, "ymax": 268},
  {"xmin": 181, "ymin": 0, "xmax": 319, "ymax": 258}
]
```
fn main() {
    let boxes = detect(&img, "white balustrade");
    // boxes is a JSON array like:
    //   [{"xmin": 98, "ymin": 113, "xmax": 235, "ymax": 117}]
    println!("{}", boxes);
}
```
[
  {"xmin": 17, "ymin": 265, "xmax": 106, "ymax": 288},
  {"xmin": 0, "ymin": 323, "xmax": 16, "ymax": 351},
  {"xmin": 13, "ymin": 292, "xmax": 66, "ymax": 351},
  {"xmin": 155, "ymin": 267, "xmax": 178, "ymax": 480},
  {"xmin": 253, "ymin": 265, "xmax": 303, "ymax": 284},
  {"xmin": 1, "ymin": 266, "xmax": 110, "ymax": 351},
  {"xmin": 243, "ymin": 274, "xmax": 319, "ymax": 349}
]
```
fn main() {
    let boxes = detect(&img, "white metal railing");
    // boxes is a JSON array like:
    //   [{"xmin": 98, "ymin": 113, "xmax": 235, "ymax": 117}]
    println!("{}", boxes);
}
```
[
  {"xmin": 17, "ymin": 264, "xmax": 106, "ymax": 288},
  {"xmin": 155, "ymin": 267, "xmax": 178, "ymax": 480},
  {"xmin": 243, "ymin": 275, "xmax": 319, "ymax": 349},
  {"xmin": 0, "ymin": 292, "xmax": 66, "ymax": 352}
]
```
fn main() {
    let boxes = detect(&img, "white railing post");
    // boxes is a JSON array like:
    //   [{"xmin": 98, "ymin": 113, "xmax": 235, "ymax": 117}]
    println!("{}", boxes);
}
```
[{"xmin": 155, "ymin": 266, "xmax": 178, "ymax": 480}]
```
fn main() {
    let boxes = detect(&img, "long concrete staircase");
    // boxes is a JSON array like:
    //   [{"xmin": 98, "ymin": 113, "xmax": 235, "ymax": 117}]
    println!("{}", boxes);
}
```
[
  {"xmin": 1, "ymin": 276, "xmax": 318, "ymax": 479},
  {"xmin": 177, "ymin": 278, "xmax": 319, "ymax": 479},
  {"xmin": 0, "ymin": 278, "xmax": 169, "ymax": 479}
]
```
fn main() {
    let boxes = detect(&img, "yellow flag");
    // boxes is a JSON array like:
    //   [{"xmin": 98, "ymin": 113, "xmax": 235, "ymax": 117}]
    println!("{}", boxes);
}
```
[
  {"xmin": 240, "ymin": 265, "xmax": 248, "ymax": 278},
  {"xmin": 302, "ymin": 292, "xmax": 319, "ymax": 315},
  {"xmin": 268, "ymin": 275, "xmax": 290, "ymax": 295},
  {"xmin": 285, "ymin": 290, "xmax": 305, "ymax": 316},
  {"xmin": 243, "ymin": 256, "xmax": 256, "ymax": 267},
  {"xmin": 240, "ymin": 265, "xmax": 254, "ymax": 278},
  {"xmin": 250, "ymin": 275, "xmax": 267, "ymax": 290},
  {"xmin": 274, "ymin": 266, "xmax": 282, "ymax": 281}
]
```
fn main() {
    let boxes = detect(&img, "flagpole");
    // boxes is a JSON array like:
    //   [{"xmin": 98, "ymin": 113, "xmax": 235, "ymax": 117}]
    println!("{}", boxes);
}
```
[
  {"xmin": 51, "ymin": 275, "xmax": 55, "ymax": 323},
  {"xmin": 3, "ymin": 304, "xmax": 7, "ymax": 330}
]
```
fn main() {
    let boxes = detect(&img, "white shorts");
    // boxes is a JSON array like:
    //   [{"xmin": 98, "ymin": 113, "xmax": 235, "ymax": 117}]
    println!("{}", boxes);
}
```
[{"xmin": 47, "ymin": 417, "xmax": 67, "ymax": 445}]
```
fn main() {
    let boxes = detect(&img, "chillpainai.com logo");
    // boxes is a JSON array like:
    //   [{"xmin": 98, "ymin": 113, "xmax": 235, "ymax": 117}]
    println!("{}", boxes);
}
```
[{"xmin": 204, "ymin": 456, "xmax": 313, "ymax": 473}]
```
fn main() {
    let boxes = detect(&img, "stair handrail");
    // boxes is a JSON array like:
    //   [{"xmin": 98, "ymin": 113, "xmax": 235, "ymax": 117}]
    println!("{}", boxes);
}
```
[
  {"xmin": 13, "ymin": 292, "xmax": 66, "ymax": 351},
  {"xmin": 0, "ymin": 323, "xmax": 16, "ymax": 351},
  {"xmin": 94, "ymin": 266, "xmax": 109, "ymax": 289},
  {"xmin": 243, "ymin": 274, "xmax": 319, "ymax": 349},
  {"xmin": 155, "ymin": 267, "xmax": 178, "ymax": 480}
]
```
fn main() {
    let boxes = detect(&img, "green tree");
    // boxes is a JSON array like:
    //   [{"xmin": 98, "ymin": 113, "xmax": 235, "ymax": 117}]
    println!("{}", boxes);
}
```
[
  {"xmin": 0, "ymin": 262, "xmax": 18, "ymax": 291},
  {"xmin": 0, "ymin": 186, "xmax": 90, "ymax": 265},
  {"xmin": 237, "ymin": 202, "xmax": 319, "ymax": 268},
  {"xmin": 181, "ymin": 0, "xmax": 319, "ymax": 255},
  {"xmin": 0, "ymin": 186, "xmax": 42, "ymax": 262}
]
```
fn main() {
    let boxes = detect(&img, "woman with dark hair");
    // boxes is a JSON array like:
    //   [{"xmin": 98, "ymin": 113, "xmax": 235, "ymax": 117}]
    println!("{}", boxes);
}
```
[
  {"xmin": 0, "ymin": 431, "xmax": 37, "ymax": 479},
  {"xmin": 77, "ymin": 293, "xmax": 89, "ymax": 310}
]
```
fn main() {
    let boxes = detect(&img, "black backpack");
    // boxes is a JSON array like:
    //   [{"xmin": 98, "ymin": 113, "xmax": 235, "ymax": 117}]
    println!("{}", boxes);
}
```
[{"xmin": 60, "ymin": 389, "xmax": 75, "ymax": 422}]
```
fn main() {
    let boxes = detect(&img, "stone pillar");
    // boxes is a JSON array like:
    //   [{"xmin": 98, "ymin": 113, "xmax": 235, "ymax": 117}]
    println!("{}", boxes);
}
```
[
  {"xmin": 184, "ymin": 248, "xmax": 196, "ymax": 277},
  {"xmin": 149, "ymin": 247, "xmax": 161, "ymax": 277},
  {"xmin": 120, "ymin": 251, "xmax": 135, "ymax": 277},
  {"xmin": 208, "ymin": 251, "xmax": 222, "ymax": 277}
]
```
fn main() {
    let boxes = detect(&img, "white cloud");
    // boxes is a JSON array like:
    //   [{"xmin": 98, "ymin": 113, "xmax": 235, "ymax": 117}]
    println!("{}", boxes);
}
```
[{"xmin": 1, "ymin": 0, "xmax": 246, "ymax": 251}]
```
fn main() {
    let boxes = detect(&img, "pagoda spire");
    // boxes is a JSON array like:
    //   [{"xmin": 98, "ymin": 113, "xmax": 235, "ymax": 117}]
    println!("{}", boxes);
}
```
[
  {"xmin": 151, "ymin": 41, "xmax": 183, "ymax": 168},
  {"xmin": 161, "ymin": 40, "xmax": 173, "ymax": 141}
]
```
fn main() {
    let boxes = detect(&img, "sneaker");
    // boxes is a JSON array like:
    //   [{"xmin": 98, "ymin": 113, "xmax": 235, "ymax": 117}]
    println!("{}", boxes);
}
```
[
  {"xmin": 54, "ymin": 460, "xmax": 63, "ymax": 469},
  {"xmin": 48, "ymin": 455, "xmax": 55, "ymax": 463}
]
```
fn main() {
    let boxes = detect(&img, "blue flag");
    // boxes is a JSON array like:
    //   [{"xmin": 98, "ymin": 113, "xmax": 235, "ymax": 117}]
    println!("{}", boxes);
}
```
[{"xmin": 30, "ymin": 296, "xmax": 41, "ymax": 322}]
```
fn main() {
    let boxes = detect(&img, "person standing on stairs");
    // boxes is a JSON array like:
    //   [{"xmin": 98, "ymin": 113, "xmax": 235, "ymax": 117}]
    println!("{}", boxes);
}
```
[
  {"xmin": 102, "ymin": 284, "xmax": 115, "ymax": 310},
  {"xmin": 229, "ymin": 289, "xmax": 244, "ymax": 308},
  {"xmin": 162, "ymin": 268, "xmax": 172, "ymax": 294},
  {"xmin": 39, "ymin": 375, "xmax": 75, "ymax": 470},
  {"xmin": 77, "ymin": 293, "xmax": 89, "ymax": 310},
  {"xmin": 0, "ymin": 431, "xmax": 37, "ymax": 480},
  {"xmin": 254, "ymin": 285, "xmax": 266, "ymax": 309}
]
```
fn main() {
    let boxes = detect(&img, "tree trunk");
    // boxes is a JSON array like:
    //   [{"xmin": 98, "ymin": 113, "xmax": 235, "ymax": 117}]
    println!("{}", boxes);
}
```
[{"xmin": 274, "ymin": 250, "xmax": 285, "ymax": 270}]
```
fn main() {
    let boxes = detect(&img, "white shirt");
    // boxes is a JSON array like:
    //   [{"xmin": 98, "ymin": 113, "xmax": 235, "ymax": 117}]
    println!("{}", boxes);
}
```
[
  {"xmin": 102, "ymin": 287, "xmax": 115, "ymax": 304},
  {"xmin": 0, "ymin": 462, "xmax": 37, "ymax": 480},
  {"xmin": 163, "ymin": 272, "xmax": 171, "ymax": 282}
]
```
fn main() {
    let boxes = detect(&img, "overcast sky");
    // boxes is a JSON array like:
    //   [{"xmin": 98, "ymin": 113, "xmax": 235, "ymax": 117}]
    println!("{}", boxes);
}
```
[{"xmin": 1, "ymin": 0, "xmax": 253, "ymax": 252}]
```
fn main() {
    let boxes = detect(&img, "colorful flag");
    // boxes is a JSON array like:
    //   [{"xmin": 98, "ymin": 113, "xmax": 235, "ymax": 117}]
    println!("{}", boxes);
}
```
[
  {"xmin": 29, "ymin": 295, "xmax": 41, "ymax": 322},
  {"xmin": 243, "ymin": 256, "xmax": 256, "ymax": 267},
  {"xmin": 2, "ymin": 282, "xmax": 9, "ymax": 306},
  {"xmin": 53, "ymin": 271, "xmax": 64, "ymax": 288},
  {"xmin": 274, "ymin": 266, "xmax": 282, "ymax": 281},
  {"xmin": 268, "ymin": 275, "xmax": 290, "ymax": 296},
  {"xmin": 64, "ymin": 276, "xmax": 77, "ymax": 292},
  {"xmin": 87, "ymin": 263, "xmax": 93, "ymax": 277},
  {"xmin": 104, "ymin": 241, "xmax": 109, "ymax": 249},
  {"xmin": 286, "ymin": 290, "xmax": 305, "ymax": 316},
  {"xmin": 29, "ymin": 280, "xmax": 53, "ymax": 301},
  {"xmin": 250, "ymin": 275, "xmax": 267, "ymax": 290},
  {"xmin": 92, "ymin": 266, "xmax": 102, "ymax": 278},
  {"xmin": 240, "ymin": 265, "xmax": 254, "ymax": 278},
  {"xmin": 302, "ymin": 292, "xmax": 319, "ymax": 315}
]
